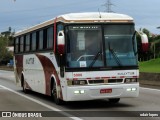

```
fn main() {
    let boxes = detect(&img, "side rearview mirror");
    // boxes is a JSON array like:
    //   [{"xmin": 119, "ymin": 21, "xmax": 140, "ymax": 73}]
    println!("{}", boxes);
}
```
[
  {"xmin": 57, "ymin": 31, "xmax": 65, "ymax": 54},
  {"xmin": 140, "ymin": 33, "xmax": 149, "ymax": 52},
  {"xmin": 137, "ymin": 31, "xmax": 149, "ymax": 52}
]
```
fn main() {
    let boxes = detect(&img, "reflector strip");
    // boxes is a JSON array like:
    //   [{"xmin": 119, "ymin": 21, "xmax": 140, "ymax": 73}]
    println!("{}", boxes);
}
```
[
  {"xmin": 120, "ymin": 76, "xmax": 125, "ymax": 78},
  {"xmin": 133, "ymin": 76, "xmax": 138, "ymax": 78},
  {"xmin": 67, "ymin": 76, "xmax": 138, "ymax": 80}
]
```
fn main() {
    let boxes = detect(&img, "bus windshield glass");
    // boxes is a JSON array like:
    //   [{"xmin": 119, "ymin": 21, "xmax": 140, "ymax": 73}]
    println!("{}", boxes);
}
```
[
  {"xmin": 104, "ymin": 24, "xmax": 137, "ymax": 67},
  {"xmin": 66, "ymin": 25, "xmax": 103, "ymax": 68},
  {"xmin": 66, "ymin": 24, "xmax": 137, "ymax": 68}
]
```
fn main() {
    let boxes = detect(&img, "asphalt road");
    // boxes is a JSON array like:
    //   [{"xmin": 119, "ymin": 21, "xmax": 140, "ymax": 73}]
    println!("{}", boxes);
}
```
[{"xmin": 0, "ymin": 70, "xmax": 160, "ymax": 120}]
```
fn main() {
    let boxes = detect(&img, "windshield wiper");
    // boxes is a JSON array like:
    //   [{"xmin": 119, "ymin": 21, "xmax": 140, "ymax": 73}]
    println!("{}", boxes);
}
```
[
  {"xmin": 89, "ymin": 51, "xmax": 102, "ymax": 68},
  {"xmin": 108, "ymin": 42, "xmax": 122, "ymax": 66}
]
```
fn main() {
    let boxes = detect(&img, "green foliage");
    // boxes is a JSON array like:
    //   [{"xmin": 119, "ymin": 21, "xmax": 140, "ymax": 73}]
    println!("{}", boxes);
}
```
[
  {"xmin": 0, "ymin": 37, "xmax": 7, "ymax": 59},
  {"xmin": 0, "ymin": 36, "xmax": 13, "ymax": 65},
  {"xmin": 150, "ymin": 39, "xmax": 160, "ymax": 58},
  {"xmin": 139, "ymin": 58, "xmax": 160, "ymax": 73}
]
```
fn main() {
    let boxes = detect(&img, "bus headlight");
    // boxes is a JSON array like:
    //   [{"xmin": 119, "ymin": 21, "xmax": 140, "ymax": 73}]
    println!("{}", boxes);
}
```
[
  {"xmin": 125, "ymin": 78, "xmax": 137, "ymax": 83},
  {"xmin": 67, "ymin": 80, "xmax": 87, "ymax": 86}
]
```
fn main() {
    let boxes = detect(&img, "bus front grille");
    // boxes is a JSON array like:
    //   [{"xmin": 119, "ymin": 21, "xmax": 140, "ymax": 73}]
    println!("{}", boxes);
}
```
[{"xmin": 88, "ymin": 79, "xmax": 123, "ymax": 84}]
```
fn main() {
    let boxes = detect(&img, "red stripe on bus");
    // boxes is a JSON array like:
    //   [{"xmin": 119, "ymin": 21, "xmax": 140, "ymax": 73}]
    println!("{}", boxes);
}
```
[
  {"xmin": 102, "ymin": 77, "xmax": 110, "ymax": 79},
  {"xmin": 54, "ymin": 18, "xmax": 57, "ymax": 53},
  {"xmin": 133, "ymin": 76, "xmax": 138, "ymax": 78},
  {"xmin": 120, "ymin": 76, "xmax": 125, "ymax": 78},
  {"xmin": 15, "ymin": 55, "xmax": 23, "ymax": 82},
  {"xmin": 36, "ymin": 54, "xmax": 60, "ymax": 96}
]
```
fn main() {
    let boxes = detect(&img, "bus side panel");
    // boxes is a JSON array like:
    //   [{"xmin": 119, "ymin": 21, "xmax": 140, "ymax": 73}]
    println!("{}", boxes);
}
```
[
  {"xmin": 23, "ymin": 54, "xmax": 45, "ymax": 93},
  {"xmin": 14, "ymin": 55, "xmax": 23, "ymax": 86},
  {"xmin": 36, "ymin": 54, "xmax": 61, "ymax": 96}
]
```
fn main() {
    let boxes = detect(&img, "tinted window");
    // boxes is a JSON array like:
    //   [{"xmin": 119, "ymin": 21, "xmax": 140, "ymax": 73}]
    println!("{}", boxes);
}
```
[
  {"xmin": 26, "ymin": 34, "xmax": 30, "ymax": 51},
  {"xmin": 39, "ymin": 30, "xmax": 43, "ymax": 50},
  {"xmin": 32, "ymin": 32, "xmax": 36, "ymax": 51},
  {"xmin": 15, "ymin": 37, "xmax": 19, "ymax": 53},
  {"xmin": 47, "ymin": 27, "xmax": 53, "ymax": 49},
  {"xmin": 20, "ymin": 36, "xmax": 24, "ymax": 52}
]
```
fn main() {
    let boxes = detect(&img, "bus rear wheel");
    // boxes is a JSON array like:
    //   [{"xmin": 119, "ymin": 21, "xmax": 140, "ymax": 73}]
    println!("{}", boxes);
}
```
[
  {"xmin": 22, "ymin": 78, "xmax": 28, "ymax": 94},
  {"xmin": 51, "ymin": 81, "xmax": 63, "ymax": 105},
  {"xmin": 108, "ymin": 98, "xmax": 120, "ymax": 103}
]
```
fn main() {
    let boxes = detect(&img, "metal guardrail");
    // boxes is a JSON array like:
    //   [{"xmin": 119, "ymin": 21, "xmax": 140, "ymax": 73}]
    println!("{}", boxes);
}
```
[{"xmin": 139, "ymin": 72, "xmax": 160, "ymax": 86}]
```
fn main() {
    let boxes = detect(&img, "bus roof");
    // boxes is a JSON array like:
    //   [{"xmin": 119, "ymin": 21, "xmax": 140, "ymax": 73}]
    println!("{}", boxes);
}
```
[
  {"xmin": 14, "ymin": 12, "xmax": 134, "ymax": 37},
  {"xmin": 59, "ymin": 12, "xmax": 133, "ymax": 21}
]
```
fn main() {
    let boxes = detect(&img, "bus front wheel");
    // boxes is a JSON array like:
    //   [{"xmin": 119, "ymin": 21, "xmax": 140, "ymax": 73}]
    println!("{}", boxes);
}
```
[
  {"xmin": 22, "ymin": 77, "xmax": 28, "ymax": 94},
  {"xmin": 51, "ymin": 81, "xmax": 63, "ymax": 105}
]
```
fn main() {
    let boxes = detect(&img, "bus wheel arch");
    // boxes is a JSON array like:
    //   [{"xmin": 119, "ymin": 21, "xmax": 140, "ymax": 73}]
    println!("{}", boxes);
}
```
[
  {"xmin": 50, "ymin": 77, "xmax": 63, "ymax": 105},
  {"xmin": 21, "ymin": 73, "xmax": 28, "ymax": 93},
  {"xmin": 21, "ymin": 74, "xmax": 24, "ymax": 88}
]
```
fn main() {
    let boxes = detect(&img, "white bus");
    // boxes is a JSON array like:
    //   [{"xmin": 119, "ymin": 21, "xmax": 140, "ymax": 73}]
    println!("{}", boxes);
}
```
[{"xmin": 14, "ymin": 12, "xmax": 147, "ymax": 104}]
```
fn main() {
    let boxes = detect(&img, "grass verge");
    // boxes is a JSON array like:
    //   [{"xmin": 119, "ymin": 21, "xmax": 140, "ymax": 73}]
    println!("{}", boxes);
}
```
[{"xmin": 139, "ymin": 58, "xmax": 160, "ymax": 73}]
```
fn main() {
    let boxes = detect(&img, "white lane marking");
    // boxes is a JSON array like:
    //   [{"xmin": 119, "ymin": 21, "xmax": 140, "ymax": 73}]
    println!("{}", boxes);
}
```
[
  {"xmin": 0, "ymin": 87, "xmax": 6, "ymax": 89},
  {"xmin": 140, "ymin": 87, "xmax": 160, "ymax": 92},
  {"xmin": 0, "ymin": 85, "xmax": 83, "ymax": 120}
]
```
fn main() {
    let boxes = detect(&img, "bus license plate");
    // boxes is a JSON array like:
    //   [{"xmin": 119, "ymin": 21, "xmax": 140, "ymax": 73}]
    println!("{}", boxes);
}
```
[{"xmin": 100, "ymin": 89, "xmax": 112, "ymax": 94}]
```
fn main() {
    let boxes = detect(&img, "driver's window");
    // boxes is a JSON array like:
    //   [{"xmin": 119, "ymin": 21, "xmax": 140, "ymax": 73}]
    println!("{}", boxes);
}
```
[{"xmin": 66, "ymin": 25, "xmax": 104, "ymax": 68}]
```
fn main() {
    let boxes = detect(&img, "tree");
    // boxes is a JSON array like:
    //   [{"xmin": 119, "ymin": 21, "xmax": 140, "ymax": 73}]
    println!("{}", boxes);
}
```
[{"xmin": 0, "ymin": 36, "xmax": 13, "ymax": 65}]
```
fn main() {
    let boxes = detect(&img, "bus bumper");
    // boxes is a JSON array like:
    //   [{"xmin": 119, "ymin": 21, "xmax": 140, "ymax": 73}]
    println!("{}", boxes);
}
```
[{"xmin": 65, "ymin": 83, "xmax": 139, "ymax": 101}]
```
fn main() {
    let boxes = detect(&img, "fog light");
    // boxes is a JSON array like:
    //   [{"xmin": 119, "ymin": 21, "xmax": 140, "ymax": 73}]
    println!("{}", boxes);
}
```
[
  {"xmin": 74, "ymin": 90, "xmax": 80, "ymax": 94},
  {"xmin": 80, "ymin": 90, "xmax": 85, "ymax": 94},
  {"xmin": 126, "ymin": 88, "xmax": 137, "ymax": 92},
  {"xmin": 127, "ymin": 88, "xmax": 132, "ymax": 91},
  {"xmin": 132, "ymin": 88, "xmax": 137, "ymax": 91}
]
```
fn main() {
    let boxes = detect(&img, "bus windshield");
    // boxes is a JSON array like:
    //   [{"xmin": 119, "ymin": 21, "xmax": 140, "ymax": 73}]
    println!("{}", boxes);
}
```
[
  {"xmin": 66, "ymin": 24, "xmax": 137, "ymax": 68},
  {"xmin": 104, "ymin": 24, "xmax": 137, "ymax": 67}
]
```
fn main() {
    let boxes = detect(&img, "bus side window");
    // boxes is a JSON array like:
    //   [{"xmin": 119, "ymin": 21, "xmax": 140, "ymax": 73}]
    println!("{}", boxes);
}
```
[
  {"xmin": 43, "ymin": 29, "xmax": 47, "ymax": 49},
  {"xmin": 32, "ymin": 32, "xmax": 36, "ymax": 51},
  {"xmin": 20, "ymin": 36, "xmax": 24, "ymax": 52},
  {"xmin": 47, "ymin": 27, "xmax": 53, "ymax": 49},
  {"xmin": 15, "ymin": 37, "xmax": 19, "ymax": 53},
  {"xmin": 25, "ymin": 34, "xmax": 30, "ymax": 52},
  {"xmin": 39, "ymin": 30, "xmax": 43, "ymax": 50}
]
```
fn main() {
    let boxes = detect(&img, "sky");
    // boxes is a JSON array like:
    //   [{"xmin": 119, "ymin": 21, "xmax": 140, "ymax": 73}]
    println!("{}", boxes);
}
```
[{"xmin": 0, "ymin": 0, "xmax": 160, "ymax": 34}]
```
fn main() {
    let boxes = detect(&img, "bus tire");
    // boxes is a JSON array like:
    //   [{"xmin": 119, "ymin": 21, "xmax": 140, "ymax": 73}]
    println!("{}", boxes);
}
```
[
  {"xmin": 21, "ymin": 76, "xmax": 28, "ymax": 94},
  {"xmin": 51, "ymin": 80, "xmax": 63, "ymax": 105},
  {"xmin": 108, "ymin": 98, "xmax": 120, "ymax": 103}
]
